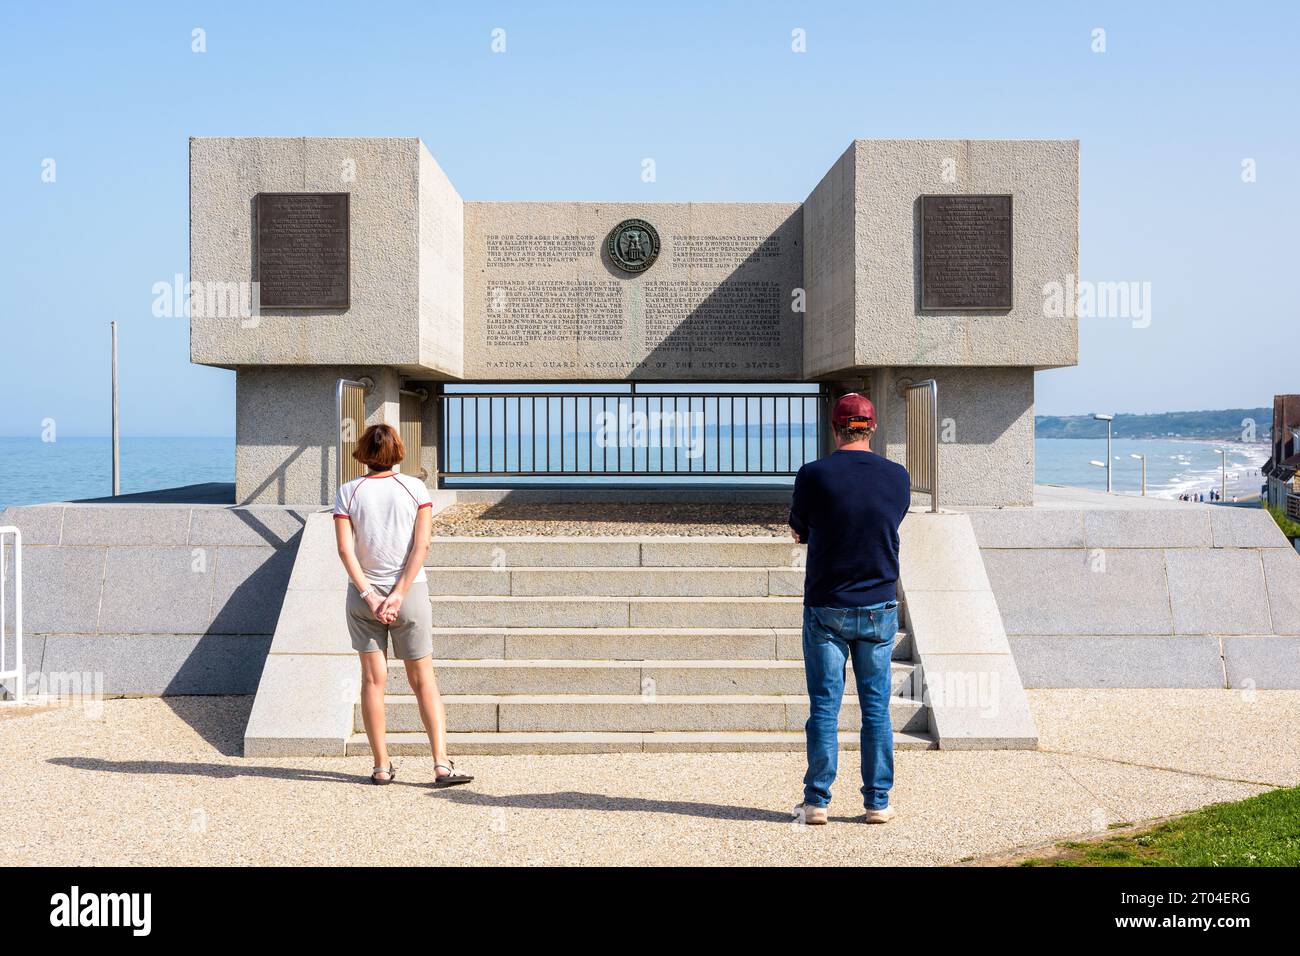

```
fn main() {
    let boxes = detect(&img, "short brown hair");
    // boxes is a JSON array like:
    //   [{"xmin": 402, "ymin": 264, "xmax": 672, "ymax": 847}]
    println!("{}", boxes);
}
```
[
  {"xmin": 353, "ymin": 423, "xmax": 405, "ymax": 470},
  {"xmin": 834, "ymin": 423, "xmax": 875, "ymax": 445}
]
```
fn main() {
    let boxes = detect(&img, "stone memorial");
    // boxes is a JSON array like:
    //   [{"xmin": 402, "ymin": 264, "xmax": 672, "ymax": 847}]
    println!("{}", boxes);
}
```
[{"xmin": 188, "ymin": 137, "xmax": 1079, "ymax": 507}]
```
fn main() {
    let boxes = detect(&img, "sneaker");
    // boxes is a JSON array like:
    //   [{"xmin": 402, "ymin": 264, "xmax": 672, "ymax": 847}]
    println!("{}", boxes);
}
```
[
  {"xmin": 794, "ymin": 803, "xmax": 828, "ymax": 826},
  {"xmin": 862, "ymin": 805, "xmax": 895, "ymax": 824}
]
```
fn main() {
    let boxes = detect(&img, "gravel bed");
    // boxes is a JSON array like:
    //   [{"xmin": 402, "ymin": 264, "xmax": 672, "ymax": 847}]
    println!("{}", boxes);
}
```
[{"xmin": 429, "ymin": 502, "xmax": 793, "ymax": 537}]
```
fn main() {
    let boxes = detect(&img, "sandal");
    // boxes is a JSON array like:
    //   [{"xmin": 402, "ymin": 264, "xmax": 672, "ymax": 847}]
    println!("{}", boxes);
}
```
[
  {"xmin": 370, "ymin": 764, "xmax": 396, "ymax": 785},
  {"xmin": 432, "ymin": 760, "xmax": 473, "ymax": 788}
]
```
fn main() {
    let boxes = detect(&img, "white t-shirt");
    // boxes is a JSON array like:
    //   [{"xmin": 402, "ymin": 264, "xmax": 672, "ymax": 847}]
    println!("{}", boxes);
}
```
[{"xmin": 333, "ymin": 473, "xmax": 432, "ymax": 586}]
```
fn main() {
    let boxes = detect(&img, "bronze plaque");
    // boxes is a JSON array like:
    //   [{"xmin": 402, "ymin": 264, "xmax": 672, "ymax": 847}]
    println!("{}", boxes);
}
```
[
  {"xmin": 255, "ymin": 192, "xmax": 350, "ymax": 309},
  {"xmin": 920, "ymin": 194, "xmax": 1012, "ymax": 310}
]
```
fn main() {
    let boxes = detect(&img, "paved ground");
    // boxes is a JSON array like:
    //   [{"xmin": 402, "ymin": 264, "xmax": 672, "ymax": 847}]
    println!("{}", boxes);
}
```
[{"xmin": 1, "ymin": 689, "xmax": 1295, "ymax": 866}]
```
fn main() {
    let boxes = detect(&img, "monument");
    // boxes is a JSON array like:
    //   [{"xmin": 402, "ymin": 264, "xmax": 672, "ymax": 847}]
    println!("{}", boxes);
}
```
[
  {"xmin": 10, "ymin": 135, "xmax": 1300, "ymax": 743},
  {"xmin": 189, "ymin": 137, "xmax": 1079, "ymax": 506}
]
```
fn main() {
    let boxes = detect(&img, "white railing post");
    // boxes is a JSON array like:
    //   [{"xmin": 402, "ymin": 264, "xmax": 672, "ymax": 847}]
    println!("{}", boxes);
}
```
[{"xmin": 0, "ymin": 526, "xmax": 23, "ymax": 704}]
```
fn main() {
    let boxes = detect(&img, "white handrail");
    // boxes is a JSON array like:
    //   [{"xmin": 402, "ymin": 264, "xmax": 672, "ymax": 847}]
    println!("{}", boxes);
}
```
[{"xmin": 0, "ymin": 526, "xmax": 22, "ymax": 704}]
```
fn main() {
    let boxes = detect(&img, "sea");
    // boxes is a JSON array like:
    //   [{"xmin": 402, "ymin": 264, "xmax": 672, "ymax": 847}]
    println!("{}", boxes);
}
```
[
  {"xmin": 0, "ymin": 437, "xmax": 236, "ymax": 508},
  {"xmin": 0, "ymin": 435, "xmax": 1272, "ymax": 508},
  {"xmin": 1034, "ymin": 438, "xmax": 1268, "ymax": 501}
]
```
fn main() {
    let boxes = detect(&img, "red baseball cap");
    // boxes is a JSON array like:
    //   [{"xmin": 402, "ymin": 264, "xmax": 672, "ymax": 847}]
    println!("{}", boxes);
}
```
[{"xmin": 831, "ymin": 393, "xmax": 876, "ymax": 428}]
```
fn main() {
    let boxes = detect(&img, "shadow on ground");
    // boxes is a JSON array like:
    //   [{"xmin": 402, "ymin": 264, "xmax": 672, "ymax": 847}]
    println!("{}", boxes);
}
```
[
  {"xmin": 162, "ymin": 696, "xmax": 254, "ymax": 757},
  {"xmin": 44, "ymin": 757, "xmax": 795, "ymax": 822},
  {"xmin": 428, "ymin": 786, "xmax": 792, "ymax": 823},
  {"xmin": 47, "ymin": 755, "xmax": 362, "ymax": 785},
  {"xmin": 72, "ymin": 482, "xmax": 236, "ymax": 505}
]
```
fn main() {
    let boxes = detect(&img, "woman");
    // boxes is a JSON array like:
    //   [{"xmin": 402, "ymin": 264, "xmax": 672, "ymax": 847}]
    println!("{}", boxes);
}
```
[{"xmin": 333, "ymin": 423, "xmax": 472, "ymax": 788}]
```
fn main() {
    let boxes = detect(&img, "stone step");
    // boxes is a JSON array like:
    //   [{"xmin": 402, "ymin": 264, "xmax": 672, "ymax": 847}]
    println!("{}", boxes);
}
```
[
  {"xmin": 347, "ymin": 729, "xmax": 937, "ymax": 755},
  {"xmin": 429, "ymin": 627, "xmax": 914, "ymax": 662},
  {"xmin": 387, "ymin": 659, "xmax": 918, "ymax": 697},
  {"xmin": 423, "ymin": 566, "xmax": 806, "ymax": 597},
  {"xmin": 425, "ymin": 536, "xmax": 804, "ymax": 569},
  {"xmin": 357, "ymin": 694, "xmax": 929, "ymax": 734},
  {"xmin": 427, "ymin": 595, "xmax": 805, "ymax": 629}
]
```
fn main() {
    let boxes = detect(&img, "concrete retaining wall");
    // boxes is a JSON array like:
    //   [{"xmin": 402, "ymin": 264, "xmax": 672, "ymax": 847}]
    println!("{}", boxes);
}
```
[
  {"xmin": 0, "ymin": 504, "xmax": 312, "ymax": 696},
  {"xmin": 9, "ymin": 494, "xmax": 1292, "ymax": 700},
  {"xmin": 968, "ymin": 505, "xmax": 1300, "ymax": 688}
]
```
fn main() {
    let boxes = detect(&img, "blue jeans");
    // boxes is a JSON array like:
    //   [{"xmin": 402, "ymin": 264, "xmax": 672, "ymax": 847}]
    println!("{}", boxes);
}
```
[{"xmin": 801, "ymin": 602, "xmax": 897, "ymax": 810}]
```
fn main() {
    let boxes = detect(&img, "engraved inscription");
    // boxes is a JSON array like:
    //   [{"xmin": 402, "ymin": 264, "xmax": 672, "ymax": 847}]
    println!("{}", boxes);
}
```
[
  {"xmin": 644, "ymin": 280, "xmax": 782, "ymax": 353},
  {"xmin": 485, "ymin": 279, "xmax": 622, "ymax": 345},
  {"xmin": 670, "ymin": 235, "xmax": 781, "ymax": 269},
  {"xmin": 920, "ymin": 194, "xmax": 1012, "ymax": 310},
  {"xmin": 486, "ymin": 235, "xmax": 596, "ymax": 267},
  {"xmin": 471, "ymin": 210, "xmax": 801, "ymax": 378},
  {"xmin": 256, "ymin": 193, "xmax": 349, "ymax": 309}
]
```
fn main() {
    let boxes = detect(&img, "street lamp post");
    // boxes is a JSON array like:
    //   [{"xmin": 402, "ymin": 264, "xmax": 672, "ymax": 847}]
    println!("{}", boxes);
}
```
[
  {"xmin": 111, "ymin": 321, "xmax": 120, "ymax": 497},
  {"xmin": 1094, "ymin": 413, "xmax": 1115, "ymax": 493},
  {"xmin": 1130, "ymin": 452, "xmax": 1146, "ymax": 497},
  {"xmin": 1214, "ymin": 449, "xmax": 1226, "ymax": 502}
]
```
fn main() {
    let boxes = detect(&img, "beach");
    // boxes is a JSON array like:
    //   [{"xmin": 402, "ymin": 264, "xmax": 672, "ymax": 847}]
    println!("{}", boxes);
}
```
[{"xmin": 1035, "ymin": 438, "xmax": 1269, "ymax": 502}]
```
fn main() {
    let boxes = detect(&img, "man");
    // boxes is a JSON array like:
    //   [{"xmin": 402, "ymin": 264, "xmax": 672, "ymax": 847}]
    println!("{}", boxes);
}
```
[{"xmin": 789, "ymin": 393, "xmax": 910, "ymax": 825}]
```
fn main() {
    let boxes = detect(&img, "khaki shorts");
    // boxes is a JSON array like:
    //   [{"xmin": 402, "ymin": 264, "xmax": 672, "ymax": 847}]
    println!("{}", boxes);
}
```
[{"xmin": 346, "ymin": 580, "xmax": 432, "ymax": 660}]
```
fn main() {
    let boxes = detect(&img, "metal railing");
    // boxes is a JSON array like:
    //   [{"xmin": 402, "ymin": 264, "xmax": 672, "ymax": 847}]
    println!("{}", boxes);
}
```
[
  {"xmin": 904, "ymin": 379, "xmax": 939, "ymax": 513},
  {"xmin": 0, "ymin": 526, "xmax": 23, "ymax": 704},
  {"xmin": 437, "ymin": 385, "xmax": 824, "ymax": 481},
  {"xmin": 399, "ymin": 388, "xmax": 428, "ymax": 480},
  {"xmin": 336, "ymin": 377, "xmax": 372, "ymax": 488},
  {"xmin": 1287, "ymin": 492, "xmax": 1300, "ymax": 522}
]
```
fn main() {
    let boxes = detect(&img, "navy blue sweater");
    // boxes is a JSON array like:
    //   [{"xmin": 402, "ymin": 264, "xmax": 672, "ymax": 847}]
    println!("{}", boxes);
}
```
[{"xmin": 789, "ymin": 450, "xmax": 911, "ymax": 608}]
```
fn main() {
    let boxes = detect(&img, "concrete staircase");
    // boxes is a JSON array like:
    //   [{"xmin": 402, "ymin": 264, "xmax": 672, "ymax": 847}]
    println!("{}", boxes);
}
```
[{"xmin": 345, "ymin": 536, "xmax": 936, "ymax": 755}]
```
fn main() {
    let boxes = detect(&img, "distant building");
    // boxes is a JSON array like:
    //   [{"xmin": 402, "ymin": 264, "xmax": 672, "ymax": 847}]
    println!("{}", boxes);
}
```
[{"xmin": 1264, "ymin": 394, "xmax": 1300, "ymax": 518}]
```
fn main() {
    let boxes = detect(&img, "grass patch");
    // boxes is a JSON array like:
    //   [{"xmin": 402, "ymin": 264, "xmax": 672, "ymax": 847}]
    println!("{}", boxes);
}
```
[
  {"xmin": 1019, "ymin": 786, "xmax": 1300, "ymax": 867},
  {"xmin": 1265, "ymin": 502, "xmax": 1300, "ymax": 540}
]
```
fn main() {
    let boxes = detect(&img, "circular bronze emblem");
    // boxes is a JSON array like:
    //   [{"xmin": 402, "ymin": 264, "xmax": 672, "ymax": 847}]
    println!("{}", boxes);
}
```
[{"xmin": 607, "ymin": 219, "xmax": 660, "ymax": 273}]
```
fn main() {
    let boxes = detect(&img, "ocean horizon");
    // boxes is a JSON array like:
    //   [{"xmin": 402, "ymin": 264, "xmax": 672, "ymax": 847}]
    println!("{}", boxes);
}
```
[{"xmin": 0, "ymin": 434, "xmax": 1271, "ymax": 508}]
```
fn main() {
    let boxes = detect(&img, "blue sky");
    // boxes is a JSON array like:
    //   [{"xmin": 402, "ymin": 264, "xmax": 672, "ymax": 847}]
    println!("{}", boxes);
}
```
[{"xmin": 1, "ymin": 1, "xmax": 1296, "ymax": 437}]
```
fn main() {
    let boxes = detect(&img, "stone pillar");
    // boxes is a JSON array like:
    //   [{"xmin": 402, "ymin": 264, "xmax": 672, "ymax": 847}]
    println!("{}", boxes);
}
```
[
  {"xmin": 872, "ymin": 367, "xmax": 1035, "ymax": 508},
  {"xmin": 235, "ymin": 365, "xmax": 401, "ymax": 505}
]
